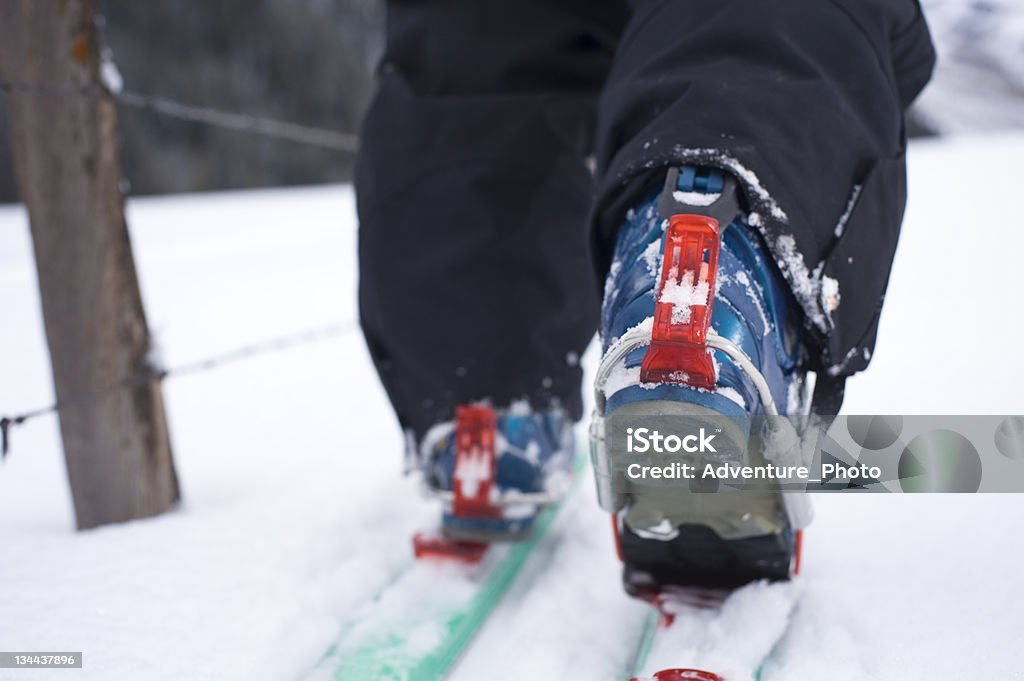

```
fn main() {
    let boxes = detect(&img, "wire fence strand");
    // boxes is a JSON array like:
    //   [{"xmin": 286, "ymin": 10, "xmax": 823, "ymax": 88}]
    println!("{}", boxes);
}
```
[
  {"xmin": 0, "ymin": 321, "xmax": 360, "ymax": 458},
  {"xmin": 116, "ymin": 91, "xmax": 360, "ymax": 152},
  {"xmin": 1, "ymin": 80, "xmax": 360, "ymax": 153},
  {"xmin": 0, "ymin": 77, "xmax": 363, "ymax": 457}
]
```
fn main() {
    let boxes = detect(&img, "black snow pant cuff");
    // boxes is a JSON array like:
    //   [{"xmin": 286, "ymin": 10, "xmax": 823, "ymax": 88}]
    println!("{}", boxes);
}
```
[
  {"xmin": 357, "ymin": 0, "xmax": 936, "ymax": 438},
  {"xmin": 592, "ymin": 0, "xmax": 935, "ymax": 382}
]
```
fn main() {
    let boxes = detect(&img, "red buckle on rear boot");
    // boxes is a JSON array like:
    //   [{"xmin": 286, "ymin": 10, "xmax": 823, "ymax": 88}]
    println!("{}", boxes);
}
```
[
  {"xmin": 411, "ymin": 405, "xmax": 500, "ymax": 564},
  {"xmin": 640, "ymin": 214, "xmax": 721, "ymax": 390},
  {"xmin": 452, "ymin": 405, "xmax": 500, "ymax": 519}
]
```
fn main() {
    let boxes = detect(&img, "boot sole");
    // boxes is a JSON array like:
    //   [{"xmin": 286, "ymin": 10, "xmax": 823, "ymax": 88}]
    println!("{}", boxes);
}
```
[{"xmin": 605, "ymin": 398, "xmax": 793, "ymax": 589}]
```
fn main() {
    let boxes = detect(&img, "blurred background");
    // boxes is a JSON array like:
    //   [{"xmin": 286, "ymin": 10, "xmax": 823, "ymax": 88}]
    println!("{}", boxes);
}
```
[
  {"xmin": 0, "ymin": 0, "xmax": 1022, "ymax": 204},
  {"xmin": 0, "ymin": 0, "xmax": 383, "ymax": 201}
]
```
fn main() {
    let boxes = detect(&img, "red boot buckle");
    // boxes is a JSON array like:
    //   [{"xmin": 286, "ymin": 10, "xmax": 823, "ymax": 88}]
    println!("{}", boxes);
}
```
[
  {"xmin": 640, "ymin": 214, "xmax": 721, "ymax": 390},
  {"xmin": 451, "ymin": 405, "xmax": 500, "ymax": 519},
  {"xmin": 411, "ymin": 405, "xmax": 499, "ymax": 564}
]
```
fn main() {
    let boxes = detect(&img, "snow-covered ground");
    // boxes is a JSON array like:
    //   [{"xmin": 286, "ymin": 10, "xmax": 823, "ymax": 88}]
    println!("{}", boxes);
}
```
[{"xmin": 1, "ymin": 132, "xmax": 1023, "ymax": 681}]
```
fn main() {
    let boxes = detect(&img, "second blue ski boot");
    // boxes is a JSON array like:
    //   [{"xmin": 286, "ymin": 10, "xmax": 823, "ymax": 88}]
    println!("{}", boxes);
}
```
[
  {"xmin": 591, "ymin": 166, "xmax": 811, "ymax": 596},
  {"xmin": 414, "ymin": 403, "xmax": 574, "ymax": 556}
]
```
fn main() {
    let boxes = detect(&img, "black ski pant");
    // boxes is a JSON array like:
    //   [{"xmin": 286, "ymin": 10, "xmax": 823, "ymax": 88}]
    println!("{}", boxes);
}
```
[{"xmin": 356, "ymin": 0, "xmax": 936, "ymax": 442}]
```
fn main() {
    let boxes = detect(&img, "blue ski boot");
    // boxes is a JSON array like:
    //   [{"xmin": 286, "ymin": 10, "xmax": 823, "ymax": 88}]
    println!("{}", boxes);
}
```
[
  {"xmin": 591, "ymin": 166, "xmax": 811, "ymax": 596},
  {"xmin": 414, "ymin": 403, "xmax": 574, "ymax": 556}
]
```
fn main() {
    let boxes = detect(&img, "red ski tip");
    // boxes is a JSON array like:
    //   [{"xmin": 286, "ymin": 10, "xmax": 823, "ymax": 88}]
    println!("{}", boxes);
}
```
[
  {"xmin": 412, "ymin": 532, "xmax": 488, "ymax": 564},
  {"xmin": 631, "ymin": 670, "xmax": 726, "ymax": 681}
]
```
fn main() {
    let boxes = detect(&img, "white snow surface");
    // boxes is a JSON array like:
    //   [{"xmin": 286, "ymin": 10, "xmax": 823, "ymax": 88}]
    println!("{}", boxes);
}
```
[
  {"xmin": 733, "ymin": 271, "xmax": 771, "ymax": 337},
  {"xmin": 99, "ymin": 47, "xmax": 124, "ymax": 95},
  {"xmin": 642, "ymin": 239, "xmax": 662, "ymax": 277},
  {"xmin": 1, "ymin": 134, "xmax": 1024, "ymax": 680},
  {"xmin": 601, "ymin": 363, "xmax": 643, "ymax": 400},
  {"xmin": 660, "ymin": 267, "xmax": 710, "ymax": 324},
  {"xmin": 641, "ymin": 582, "xmax": 799, "ymax": 679},
  {"xmin": 672, "ymin": 190, "xmax": 720, "ymax": 207}
]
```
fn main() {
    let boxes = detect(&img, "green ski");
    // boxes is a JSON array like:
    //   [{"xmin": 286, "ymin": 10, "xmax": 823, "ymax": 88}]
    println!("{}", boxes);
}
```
[
  {"xmin": 626, "ymin": 581, "xmax": 798, "ymax": 681},
  {"xmin": 312, "ymin": 461, "xmax": 582, "ymax": 681}
]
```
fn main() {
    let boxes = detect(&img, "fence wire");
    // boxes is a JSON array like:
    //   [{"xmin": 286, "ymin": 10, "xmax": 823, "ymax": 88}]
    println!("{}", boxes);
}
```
[
  {"xmin": 0, "ymin": 322, "xmax": 360, "ymax": 458},
  {"xmin": 0, "ymin": 76, "xmax": 364, "ymax": 458},
  {"xmin": 1, "ymin": 80, "xmax": 360, "ymax": 153}
]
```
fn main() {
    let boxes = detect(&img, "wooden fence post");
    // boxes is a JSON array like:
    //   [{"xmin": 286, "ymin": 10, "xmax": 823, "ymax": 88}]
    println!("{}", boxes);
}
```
[{"xmin": 0, "ymin": 0, "xmax": 180, "ymax": 529}]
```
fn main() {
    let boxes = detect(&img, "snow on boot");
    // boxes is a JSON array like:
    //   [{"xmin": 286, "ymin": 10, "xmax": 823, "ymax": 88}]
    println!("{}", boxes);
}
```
[
  {"xmin": 414, "ymin": 403, "xmax": 574, "ymax": 550},
  {"xmin": 591, "ymin": 165, "xmax": 811, "ymax": 596}
]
